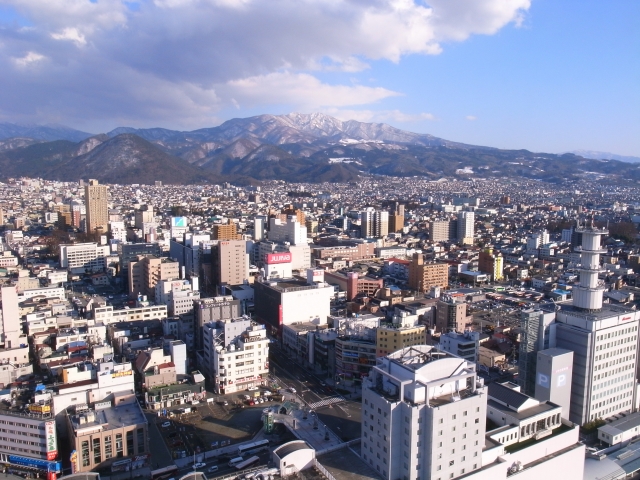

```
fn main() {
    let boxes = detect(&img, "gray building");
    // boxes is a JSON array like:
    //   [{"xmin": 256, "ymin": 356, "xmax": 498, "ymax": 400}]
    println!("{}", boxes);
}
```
[
  {"xmin": 518, "ymin": 308, "xmax": 556, "ymax": 396},
  {"xmin": 534, "ymin": 348, "xmax": 574, "ymax": 420},
  {"xmin": 194, "ymin": 296, "xmax": 242, "ymax": 349}
]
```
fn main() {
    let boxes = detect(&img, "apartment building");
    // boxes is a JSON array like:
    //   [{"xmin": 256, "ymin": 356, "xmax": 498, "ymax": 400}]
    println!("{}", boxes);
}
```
[
  {"xmin": 408, "ymin": 254, "xmax": 449, "ymax": 292},
  {"xmin": 128, "ymin": 255, "xmax": 179, "ymax": 301},
  {"xmin": 85, "ymin": 179, "xmax": 109, "ymax": 235}
]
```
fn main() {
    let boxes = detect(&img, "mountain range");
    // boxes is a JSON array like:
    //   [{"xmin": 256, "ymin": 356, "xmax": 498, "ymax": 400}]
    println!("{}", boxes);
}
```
[{"xmin": 0, "ymin": 113, "xmax": 638, "ymax": 185}]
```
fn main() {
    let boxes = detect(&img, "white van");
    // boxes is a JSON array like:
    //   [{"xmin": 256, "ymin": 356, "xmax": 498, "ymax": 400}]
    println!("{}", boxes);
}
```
[{"xmin": 228, "ymin": 457, "xmax": 244, "ymax": 467}]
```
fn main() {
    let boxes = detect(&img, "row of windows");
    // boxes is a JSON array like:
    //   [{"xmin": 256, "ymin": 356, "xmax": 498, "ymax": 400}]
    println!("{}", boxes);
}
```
[{"xmin": 0, "ymin": 421, "xmax": 39, "ymax": 430}]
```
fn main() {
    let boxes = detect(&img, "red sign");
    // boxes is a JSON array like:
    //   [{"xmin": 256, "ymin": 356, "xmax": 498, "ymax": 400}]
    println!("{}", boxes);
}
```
[
  {"xmin": 622, "ymin": 316, "xmax": 632, "ymax": 321},
  {"xmin": 266, "ymin": 253, "xmax": 292, "ymax": 264}
]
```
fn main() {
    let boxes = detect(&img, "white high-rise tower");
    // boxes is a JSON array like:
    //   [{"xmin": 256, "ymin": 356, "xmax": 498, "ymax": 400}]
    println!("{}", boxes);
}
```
[
  {"xmin": 572, "ymin": 225, "xmax": 607, "ymax": 311},
  {"xmin": 553, "ymin": 221, "xmax": 640, "ymax": 425}
]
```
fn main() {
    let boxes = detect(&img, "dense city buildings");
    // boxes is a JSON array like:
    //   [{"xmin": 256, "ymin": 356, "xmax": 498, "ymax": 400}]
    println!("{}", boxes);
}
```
[{"xmin": 2, "ymin": 174, "xmax": 640, "ymax": 478}]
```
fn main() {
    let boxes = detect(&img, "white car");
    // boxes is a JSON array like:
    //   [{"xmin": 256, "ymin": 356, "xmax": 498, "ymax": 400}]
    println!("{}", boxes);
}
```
[
  {"xmin": 161, "ymin": 421, "xmax": 171, "ymax": 428},
  {"xmin": 247, "ymin": 386, "xmax": 259, "ymax": 391},
  {"xmin": 289, "ymin": 387, "xmax": 296, "ymax": 394},
  {"xmin": 194, "ymin": 462, "xmax": 206, "ymax": 469}
]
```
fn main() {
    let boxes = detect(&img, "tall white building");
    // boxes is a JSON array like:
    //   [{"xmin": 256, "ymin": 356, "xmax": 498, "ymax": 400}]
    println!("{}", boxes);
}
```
[
  {"xmin": 202, "ymin": 320, "xmax": 269, "ymax": 394},
  {"xmin": 268, "ymin": 216, "xmax": 307, "ymax": 245},
  {"xmin": 360, "ymin": 208, "xmax": 389, "ymax": 238},
  {"xmin": 362, "ymin": 345, "xmax": 487, "ymax": 480},
  {"xmin": 553, "ymin": 224, "xmax": 640, "ymax": 425},
  {"xmin": 457, "ymin": 211, "xmax": 474, "ymax": 244}
]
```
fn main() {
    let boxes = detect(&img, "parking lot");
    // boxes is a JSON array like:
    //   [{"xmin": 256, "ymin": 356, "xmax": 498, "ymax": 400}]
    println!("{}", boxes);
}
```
[{"xmin": 154, "ymin": 389, "xmax": 284, "ymax": 460}]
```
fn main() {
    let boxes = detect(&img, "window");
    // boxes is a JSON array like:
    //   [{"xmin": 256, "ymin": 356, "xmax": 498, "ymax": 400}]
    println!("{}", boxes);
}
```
[
  {"xmin": 93, "ymin": 437, "xmax": 101, "ymax": 464},
  {"xmin": 81, "ymin": 440, "xmax": 90, "ymax": 467},
  {"xmin": 115, "ymin": 433, "xmax": 123, "ymax": 457}
]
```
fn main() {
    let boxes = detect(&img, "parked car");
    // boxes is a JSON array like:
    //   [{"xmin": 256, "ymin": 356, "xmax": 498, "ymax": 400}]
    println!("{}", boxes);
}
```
[
  {"xmin": 194, "ymin": 462, "xmax": 206, "ymax": 469},
  {"xmin": 161, "ymin": 421, "xmax": 171, "ymax": 428},
  {"xmin": 247, "ymin": 386, "xmax": 259, "ymax": 391},
  {"xmin": 223, "ymin": 400, "xmax": 229, "ymax": 406},
  {"xmin": 208, "ymin": 466, "xmax": 219, "ymax": 473}
]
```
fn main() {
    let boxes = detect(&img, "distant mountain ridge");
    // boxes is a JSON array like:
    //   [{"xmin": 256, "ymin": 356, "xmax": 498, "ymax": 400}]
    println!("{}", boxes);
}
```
[
  {"xmin": 0, "ymin": 113, "xmax": 638, "ymax": 185},
  {"xmin": 0, "ymin": 123, "xmax": 93, "ymax": 142},
  {"xmin": 567, "ymin": 150, "xmax": 640, "ymax": 163}
]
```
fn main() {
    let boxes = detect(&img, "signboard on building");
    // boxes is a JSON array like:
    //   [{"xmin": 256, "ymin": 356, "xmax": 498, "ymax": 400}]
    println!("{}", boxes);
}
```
[
  {"xmin": 112, "ymin": 370, "xmax": 133, "ymax": 379},
  {"xmin": 265, "ymin": 253, "xmax": 292, "ymax": 264},
  {"xmin": 171, "ymin": 217, "xmax": 187, "ymax": 227},
  {"xmin": 29, "ymin": 404, "xmax": 51, "ymax": 414},
  {"xmin": 70, "ymin": 450, "xmax": 78, "ymax": 474},
  {"xmin": 45, "ymin": 421, "xmax": 57, "ymax": 460}
]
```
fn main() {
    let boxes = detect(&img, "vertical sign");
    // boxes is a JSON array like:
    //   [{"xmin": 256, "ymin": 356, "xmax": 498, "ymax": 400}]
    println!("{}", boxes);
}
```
[{"xmin": 45, "ymin": 421, "xmax": 57, "ymax": 460}]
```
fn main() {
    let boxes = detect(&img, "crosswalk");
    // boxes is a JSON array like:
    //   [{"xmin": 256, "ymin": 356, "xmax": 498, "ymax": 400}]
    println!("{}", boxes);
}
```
[{"xmin": 308, "ymin": 395, "xmax": 346, "ymax": 410}]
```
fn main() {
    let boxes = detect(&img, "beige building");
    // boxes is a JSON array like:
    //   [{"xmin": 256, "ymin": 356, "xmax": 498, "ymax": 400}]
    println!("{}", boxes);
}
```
[
  {"xmin": 128, "ymin": 255, "xmax": 179, "ymax": 301},
  {"xmin": 66, "ymin": 393, "xmax": 149, "ymax": 473},
  {"xmin": 407, "ymin": 253, "xmax": 449, "ymax": 292},
  {"xmin": 215, "ymin": 240, "xmax": 249, "ymax": 286},
  {"xmin": 85, "ymin": 179, "xmax": 109, "ymax": 235}
]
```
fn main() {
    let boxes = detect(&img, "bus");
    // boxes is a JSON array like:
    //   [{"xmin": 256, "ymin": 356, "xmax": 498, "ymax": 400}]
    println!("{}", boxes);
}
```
[
  {"xmin": 234, "ymin": 455, "xmax": 260, "ymax": 470},
  {"xmin": 237, "ymin": 439, "xmax": 269, "ymax": 456},
  {"xmin": 151, "ymin": 465, "xmax": 178, "ymax": 479}
]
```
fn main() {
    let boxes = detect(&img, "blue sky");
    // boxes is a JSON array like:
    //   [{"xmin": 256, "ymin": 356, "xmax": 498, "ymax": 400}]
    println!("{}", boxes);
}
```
[{"xmin": 0, "ymin": 0, "xmax": 638, "ymax": 156}]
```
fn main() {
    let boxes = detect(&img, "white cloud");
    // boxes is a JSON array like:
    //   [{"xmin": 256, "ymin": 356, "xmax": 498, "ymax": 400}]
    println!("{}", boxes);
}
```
[
  {"xmin": 0, "ymin": 0, "xmax": 531, "ymax": 128},
  {"xmin": 12, "ymin": 51, "xmax": 45, "ymax": 67},
  {"xmin": 222, "ymin": 72, "xmax": 400, "ymax": 109},
  {"xmin": 51, "ymin": 27, "xmax": 86, "ymax": 46},
  {"xmin": 466, "ymin": 115, "xmax": 477, "ymax": 121}
]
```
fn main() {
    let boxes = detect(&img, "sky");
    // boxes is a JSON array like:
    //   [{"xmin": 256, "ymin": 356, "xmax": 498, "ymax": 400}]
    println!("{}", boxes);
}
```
[{"xmin": 0, "ymin": 0, "xmax": 638, "ymax": 156}]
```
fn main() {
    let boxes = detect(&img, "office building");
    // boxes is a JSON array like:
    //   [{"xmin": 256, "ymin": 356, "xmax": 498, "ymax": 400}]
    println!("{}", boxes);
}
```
[
  {"xmin": 85, "ymin": 179, "xmax": 109, "ymax": 235},
  {"xmin": 214, "ymin": 239, "xmax": 249, "ymax": 287},
  {"xmin": 60, "ymin": 243, "xmax": 111, "ymax": 274},
  {"xmin": 429, "ymin": 219, "xmax": 456, "ymax": 242},
  {"xmin": 376, "ymin": 312, "xmax": 427, "ymax": 357},
  {"xmin": 66, "ymin": 393, "xmax": 149, "ymax": 473},
  {"xmin": 553, "ymin": 224, "xmax": 640, "ymax": 425},
  {"xmin": 362, "ymin": 345, "xmax": 487, "ymax": 480},
  {"xmin": 408, "ymin": 254, "xmax": 449, "ymax": 293},
  {"xmin": 360, "ymin": 208, "xmax": 389, "ymax": 238},
  {"xmin": 0, "ymin": 405, "xmax": 60, "ymax": 477},
  {"xmin": 268, "ymin": 216, "xmax": 307, "ymax": 244},
  {"xmin": 439, "ymin": 330, "xmax": 480, "ymax": 362},
  {"xmin": 457, "ymin": 211, "xmax": 474, "ymax": 244},
  {"xmin": 213, "ymin": 222, "xmax": 241, "ymax": 240},
  {"xmin": 203, "ymin": 321, "xmax": 269, "ymax": 394},
  {"xmin": 478, "ymin": 248, "xmax": 504, "ymax": 281},
  {"xmin": 518, "ymin": 308, "xmax": 556, "ymax": 396},
  {"xmin": 253, "ymin": 274, "xmax": 333, "ymax": 336},
  {"xmin": 435, "ymin": 295, "xmax": 470, "ymax": 333},
  {"xmin": 117, "ymin": 243, "xmax": 163, "ymax": 277},
  {"xmin": 253, "ymin": 215, "xmax": 268, "ymax": 242},
  {"xmin": 534, "ymin": 348, "xmax": 574, "ymax": 420},
  {"xmin": 194, "ymin": 297, "xmax": 242, "ymax": 349},
  {"xmin": 128, "ymin": 255, "xmax": 179, "ymax": 301}
]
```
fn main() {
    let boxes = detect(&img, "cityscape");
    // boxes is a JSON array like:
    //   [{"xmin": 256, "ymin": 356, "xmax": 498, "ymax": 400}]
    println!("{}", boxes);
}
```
[
  {"xmin": 0, "ymin": 175, "xmax": 639, "ymax": 480},
  {"xmin": 0, "ymin": 1, "xmax": 638, "ymax": 480}
]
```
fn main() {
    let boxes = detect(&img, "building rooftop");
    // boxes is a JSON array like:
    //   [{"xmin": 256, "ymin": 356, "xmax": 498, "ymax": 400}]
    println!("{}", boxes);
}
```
[{"xmin": 69, "ymin": 400, "xmax": 146, "ymax": 434}]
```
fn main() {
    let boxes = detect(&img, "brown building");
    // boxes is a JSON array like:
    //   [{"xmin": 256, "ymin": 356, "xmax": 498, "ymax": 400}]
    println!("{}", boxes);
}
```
[
  {"xmin": 212, "ymin": 223, "xmax": 241, "ymax": 240},
  {"xmin": 85, "ymin": 179, "xmax": 109, "ymax": 235},
  {"xmin": 66, "ymin": 393, "xmax": 149, "ymax": 473},
  {"xmin": 435, "ymin": 296, "xmax": 470, "ymax": 333},
  {"xmin": 389, "ymin": 213, "xmax": 404, "ymax": 233},
  {"xmin": 54, "ymin": 204, "xmax": 72, "ymax": 228},
  {"xmin": 324, "ymin": 271, "xmax": 384, "ymax": 301},
  {"xmin": 128, "ymin": 255, "xmax": 179, "ymax": 300},
  {"xmin": 408, "ymin": 253, "xmax": 449, "ymax": 292}
]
